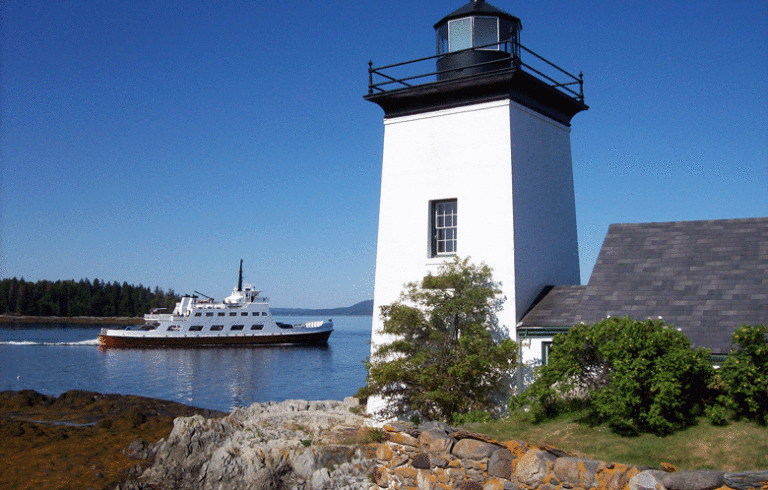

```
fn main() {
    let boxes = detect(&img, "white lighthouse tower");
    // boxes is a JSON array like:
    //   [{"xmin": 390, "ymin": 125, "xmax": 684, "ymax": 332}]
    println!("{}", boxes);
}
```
[{"xmin": 366, "ymin": 0, "xmax": 587, "ymax": 367}]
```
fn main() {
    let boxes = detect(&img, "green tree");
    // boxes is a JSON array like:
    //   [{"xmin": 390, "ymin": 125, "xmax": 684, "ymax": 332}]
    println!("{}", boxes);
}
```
[
  {"xmin": 518, "ymin": 317, "xmax": 713, "ymax": 435},
  {"xmin": 712, "ymin": 324, "xmax": 768, "ymax": 424},
  {"xmin": 359, "ymin": 257, "xmax": 517, "ymax": 422}
]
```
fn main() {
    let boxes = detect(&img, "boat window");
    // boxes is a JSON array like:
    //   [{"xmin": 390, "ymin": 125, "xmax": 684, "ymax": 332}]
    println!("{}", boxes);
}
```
[
  {"xmin": 277, "ymin": 322, "xmax": 293, "ymax": 329},
  {"xmin": 189, "ymin": 325, "xmax": 203, "ymax": 331},
  {"xmin": 262, "ymin": 312, "xmax": 268, "ymax": 316},
  {"xmin": 251, "ymin": 324, "xmax": 264, "ymax": 330},
  {"xmin": 194, "ymin": 312, "xmax": 202, "ymax": 317},
  {"xmin": 231, "ymin": 325, "xmax": 244, "ymax": 331},
  {"xmin": 229, "ymin": 312, "xmax": 237, "ymax": 316},
  {"xmin": 241, "ymin": 312, "xmax": 248, "ymax": 316},
  {"xmin": 206, "ymin": 312, "xmax": 214, "ymax": 317},
  {"xmin": 252, "ymin": 312, "xmax": 259, "ymax": 316},
  {"xmin": 211, "ymin": 325, "xmax": 224, "ymax": 331},
  {"xmin": 167, "ymin": 325, "xmax": 182, "ymax": 332},
  {"xmin": 218, "ymin": 312, "xmax": 225, "ymax": 317}
]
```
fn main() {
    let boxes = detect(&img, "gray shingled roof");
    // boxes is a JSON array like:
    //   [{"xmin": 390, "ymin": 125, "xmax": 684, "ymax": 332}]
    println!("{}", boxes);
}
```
[{"xmin": 518, "ymin": 217, "xmax": 768, "ymax": 354}]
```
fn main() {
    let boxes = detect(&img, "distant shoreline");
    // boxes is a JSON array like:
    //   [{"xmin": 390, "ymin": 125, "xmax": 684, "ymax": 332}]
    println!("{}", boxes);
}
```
[{"xmin": 0, "ymin": 315, "xmax": 141, "ymax": 325}]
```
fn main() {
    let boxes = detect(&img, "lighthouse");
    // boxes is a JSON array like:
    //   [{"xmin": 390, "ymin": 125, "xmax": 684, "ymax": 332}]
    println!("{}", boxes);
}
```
[{"xmin": 365, "ymin": 0, "xmax": 588, "ymax": 369}]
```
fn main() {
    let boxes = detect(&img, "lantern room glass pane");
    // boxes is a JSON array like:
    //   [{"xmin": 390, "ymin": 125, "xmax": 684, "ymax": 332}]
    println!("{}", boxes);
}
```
[
  {"xmin": 448, "ymin": 18, "xmax": 471, "ymax": 51},
  {"xmin": 474, "ymin": 17, "xmax": 499, "ymax": 49},
  {"xmin": 437, "ymin": 24, "xmax": 448, "ymax": 55}
]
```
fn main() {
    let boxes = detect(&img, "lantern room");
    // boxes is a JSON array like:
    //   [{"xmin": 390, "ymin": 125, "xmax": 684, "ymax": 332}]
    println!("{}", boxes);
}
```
[{"xmin": 434, "ymin": 0, "xmax": 522, "ymax": 80}]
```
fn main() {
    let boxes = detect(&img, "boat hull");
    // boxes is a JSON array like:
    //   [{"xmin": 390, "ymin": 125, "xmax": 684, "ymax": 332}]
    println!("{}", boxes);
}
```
[{"xmin": 98, "ymin": 329, "xmax": 332, "ymax": 348}]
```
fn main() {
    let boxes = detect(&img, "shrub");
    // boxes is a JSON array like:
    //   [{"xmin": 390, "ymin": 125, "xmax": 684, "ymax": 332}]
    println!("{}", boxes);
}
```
[
  {"xmin": 517, "ymin": 317, "xmax": 714, "ymax": 435},
  {"xmin": 359, "ymin": 257, "xmax": 517, "ymax": 422},
  {"xmin": 452, "ymin": 409, "xmax": 493, "ymax": 425},
  {"xmin": 713, "ymin": 324, "xmax": 768, "ymax": 425}
]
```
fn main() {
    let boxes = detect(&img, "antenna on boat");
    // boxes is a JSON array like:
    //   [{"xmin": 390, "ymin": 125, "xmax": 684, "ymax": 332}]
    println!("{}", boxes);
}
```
[
  {"xmin": 237, "ymin": 259, "xmax": 243, "ymax": 292},
  {"xmin": 194, "ymin": 291, "xmax": 214, "ymax": 301}
]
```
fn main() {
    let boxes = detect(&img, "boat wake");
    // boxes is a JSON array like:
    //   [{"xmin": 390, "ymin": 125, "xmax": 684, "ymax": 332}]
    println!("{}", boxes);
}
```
[{"xmin": 0, "ymin": 339, "xmax": 100, "ymax": 347}]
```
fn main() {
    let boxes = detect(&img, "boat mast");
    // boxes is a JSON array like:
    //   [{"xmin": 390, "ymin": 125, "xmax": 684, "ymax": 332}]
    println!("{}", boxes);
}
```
[{"xmin": 237, "ymin": 259, "xmax": 243, "ymax": 292}]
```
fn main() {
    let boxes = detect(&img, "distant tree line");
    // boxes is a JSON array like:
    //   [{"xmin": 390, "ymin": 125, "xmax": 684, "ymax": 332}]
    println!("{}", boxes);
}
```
[{"xmin": 0, "ymin": 277, "xmax": 180, "ymax": 318}]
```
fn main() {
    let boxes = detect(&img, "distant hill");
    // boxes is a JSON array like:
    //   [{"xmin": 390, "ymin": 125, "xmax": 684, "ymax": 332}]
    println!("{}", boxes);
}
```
[{"xmin": 271, "ymin": 300, "xmax": 373, "ymax": 317}]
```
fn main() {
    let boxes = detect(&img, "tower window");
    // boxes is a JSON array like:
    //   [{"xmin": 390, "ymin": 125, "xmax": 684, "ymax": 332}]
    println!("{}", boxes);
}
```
[
  {"xmin": 542, "ymin": 341, "xmax": 553, "ymax": 365},
  {"xmin": 431, "ymin": 199, "xmax": 457, "ymax": 256}
]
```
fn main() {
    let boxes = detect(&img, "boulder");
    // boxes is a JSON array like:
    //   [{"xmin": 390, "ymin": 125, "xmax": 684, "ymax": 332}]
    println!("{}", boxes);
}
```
[
  {"xmin": 661, "ymin": 470, "xmax": 724, "ymax": 490},
  {"xmin": 419, "ymin": 429, "xmax": 456, "ymax": 453},
  {"xmin": 724, "ymin": 471, "xmax": 768, "ymax": 490},
  {"xmin": 516, "ymin": 449, "xmax": 557, "ymax": 487},
  {"xmin": 453, "ymin": 438, "xmax": 500, "ymax": 459},
  {"xmin": 630, "ymin": 470, "xmax": 668, "ymax": 490},
  {"xmin": 553, "ymin": 456, "xmax": 602, "ymax": 489},
  {"xmin": 488, "ymin": 448, "xmax": 515, "ymax": 480}
]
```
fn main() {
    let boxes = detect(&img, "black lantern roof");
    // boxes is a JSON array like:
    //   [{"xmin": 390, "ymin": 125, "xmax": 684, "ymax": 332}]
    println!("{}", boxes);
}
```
[{"xmin": 434, "ymin": 0, "xmax": 521, "ymax": 29}]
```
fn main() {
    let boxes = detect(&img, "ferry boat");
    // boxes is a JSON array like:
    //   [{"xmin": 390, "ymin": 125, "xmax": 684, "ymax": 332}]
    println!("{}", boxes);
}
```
[{"xmin": 98, "ymin": 261, "xmax": 333, "ymax": 347}]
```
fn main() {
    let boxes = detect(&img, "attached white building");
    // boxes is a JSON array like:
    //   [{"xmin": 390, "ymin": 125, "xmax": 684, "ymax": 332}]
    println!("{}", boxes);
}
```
[{"xmin": 365, "ymin": 0, "xmax": 588, "ymax": 382}]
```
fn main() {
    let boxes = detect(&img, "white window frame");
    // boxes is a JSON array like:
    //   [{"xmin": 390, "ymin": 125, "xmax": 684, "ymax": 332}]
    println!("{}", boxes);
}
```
[{"xmin": 430, "ymin": 199, "xmax": 457, "ymax": 257}]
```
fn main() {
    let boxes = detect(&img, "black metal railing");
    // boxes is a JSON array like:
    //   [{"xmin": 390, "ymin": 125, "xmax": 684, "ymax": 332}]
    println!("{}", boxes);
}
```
[{"xmin": 367, "ymin": 39, "xmax": 584, "ymax": 103}]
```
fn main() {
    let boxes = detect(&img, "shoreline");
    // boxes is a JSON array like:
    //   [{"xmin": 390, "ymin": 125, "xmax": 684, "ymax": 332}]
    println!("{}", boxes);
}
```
[{"xmin": 0, "ymin": 315, "xmax": 142, "ymax": 325}]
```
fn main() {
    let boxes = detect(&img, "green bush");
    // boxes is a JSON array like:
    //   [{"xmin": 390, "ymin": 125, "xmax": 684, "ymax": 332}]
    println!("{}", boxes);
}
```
[
  {"xmin": 712, "ymin": 324, "xmax": 768, "ymax": 424},
  {"xmin": 517, "ymin": 317, "xmax": 714, "ymax": 435},
  {"xmin": 359, "ymin": 257, "xmax": 516, "ymax": 422},
  {"xmin": 705, "ymin": 404, "xmax": 729, "ymax": 426},
  {"xmin": 452, "ymin": 409, "xmax": 493, "ymax": 425}
]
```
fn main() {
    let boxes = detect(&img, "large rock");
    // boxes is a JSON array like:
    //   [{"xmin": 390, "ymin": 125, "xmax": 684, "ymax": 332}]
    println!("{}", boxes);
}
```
[
  {"xmin": 661, "ymin": 470, "xmax": 724, "ymax": 490},
  {"xmin": 139, "ymin": 398, "xmax": 376, "ymax": 490},
  {"xmin": 553, "ymin": 456, "xmax": 602, "ymax": 489},
  {"xmin": 488, "ymin": 448, "xmax": 515, "ymax": 479},
  {"xmin": 630, "ymin": 470, "xmax": 668, "ymax": 490},
  {"xmin": 515, "ymin": 449, "xmax": 557, "ymax": 487},
  {"xmin": 453, "ymin": 438, "xmax": 500, "ymax": 459},
  {"xmin": 419, "ymin": 429, "xmax": 456, "ymax": 453},
  {"xmin": 724, "ymin": 471, "xmax": 768, "ymax": 490}
]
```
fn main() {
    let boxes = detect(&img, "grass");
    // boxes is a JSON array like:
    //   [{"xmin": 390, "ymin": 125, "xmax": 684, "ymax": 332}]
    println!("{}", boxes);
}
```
[{"xmin": 468, "ymin": 410, "xmax": 768, "ymax": 472}]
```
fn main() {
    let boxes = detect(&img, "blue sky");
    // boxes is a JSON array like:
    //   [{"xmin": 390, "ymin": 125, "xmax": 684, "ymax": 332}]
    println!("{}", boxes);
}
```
[{"xmin": 2, "ymin": 1, "xmax": 766, "ymax": 309}]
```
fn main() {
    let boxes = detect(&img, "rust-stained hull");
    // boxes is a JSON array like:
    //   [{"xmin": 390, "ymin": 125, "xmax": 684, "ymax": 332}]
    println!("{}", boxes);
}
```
[{"xmin": 97, "ymin": 329, "xmax": 332, "ymax": 348}]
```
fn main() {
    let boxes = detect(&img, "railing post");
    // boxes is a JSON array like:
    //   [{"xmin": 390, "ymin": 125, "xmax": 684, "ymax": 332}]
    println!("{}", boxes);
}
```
[
  {"xmin": 512, "ymin": 27, "xmax": 521, "ymax": 68},
  {"xmin": 368, "ymin": 60, "xmax": 374, "ymax": 95},
  {"xmin": 579, "ymin": 72, "xmax": 584, "ymax": 102}
]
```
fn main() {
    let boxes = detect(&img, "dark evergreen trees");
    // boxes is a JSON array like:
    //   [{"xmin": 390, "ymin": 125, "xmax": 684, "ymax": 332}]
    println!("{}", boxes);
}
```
[{"xmin": 0, "ymin": 277, "xmax": 179, "ymax": 318}]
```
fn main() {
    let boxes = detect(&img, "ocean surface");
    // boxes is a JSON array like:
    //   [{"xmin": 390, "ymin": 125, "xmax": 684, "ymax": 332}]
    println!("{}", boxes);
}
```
[{"xmin": 0, "ymin": 316, "xmax": 372, "ymax": 412}]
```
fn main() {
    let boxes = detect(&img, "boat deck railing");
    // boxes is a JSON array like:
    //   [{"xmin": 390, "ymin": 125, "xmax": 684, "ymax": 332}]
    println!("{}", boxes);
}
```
[{"xmin": 145, "ymin": 313, "xmax": 178, "ymax": 321}]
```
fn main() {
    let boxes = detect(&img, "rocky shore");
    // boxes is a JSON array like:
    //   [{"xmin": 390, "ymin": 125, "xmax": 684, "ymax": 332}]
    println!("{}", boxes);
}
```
[
  {"xmin": 2, "ymin": 390, "xmax": 765, "ymax": 490},
  {"xmin": 121, "ymin": 398, "xmax": 768, "ymax": 490}
]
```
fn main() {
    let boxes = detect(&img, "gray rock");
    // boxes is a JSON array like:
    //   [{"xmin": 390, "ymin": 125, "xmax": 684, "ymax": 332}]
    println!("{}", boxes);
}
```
[
  {"xmin": 630, "ymin": 470, "xmax": 668, "ymax": 490},
  {"xmin": 724, "ymin": 471, "xmax": 768, "ymax": 490},
  {"xmin": 453, "ymin": 438, "xmax": 500, "ymax": 459},
  {"xmin": 419, "ymin": 429, "xmax": 456, "ymax": 453},
  {"xmin": 516, "ymin": 449, "xmax": 558, "ymax": 487},
  {"xmin": 487, "ymin": 448, "xmax": 515, "ymax": 480},
  {"xmin": 138, "ymin": 398, "xmax": 375, "ymax": 490},
  {"xmin": 662, "ymin": 470, "xmax": 724, "ymax": 490},
  {"xmin": 554, "ymin": 456, "xmax": 602, "ymax": 489},
  {"xmin": 124, "ymin": 438, "xmax": 153, "ymax": 460},
  {"xmin": 419, "ymin": 420, "xmax": 453, "ymax": 434},
  {"xmin": 412, "ymin": 452, "xmax": 431, "ymax": 469},
  {"xmin": 311, "ymin": 468, "xmax": 331, "ymax": 490}
]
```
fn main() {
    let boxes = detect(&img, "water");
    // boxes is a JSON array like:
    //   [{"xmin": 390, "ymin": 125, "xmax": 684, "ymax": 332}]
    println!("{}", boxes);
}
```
[{"xmin": 0, "ymin": 316, "xmax": 372, "ymax": 412}]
